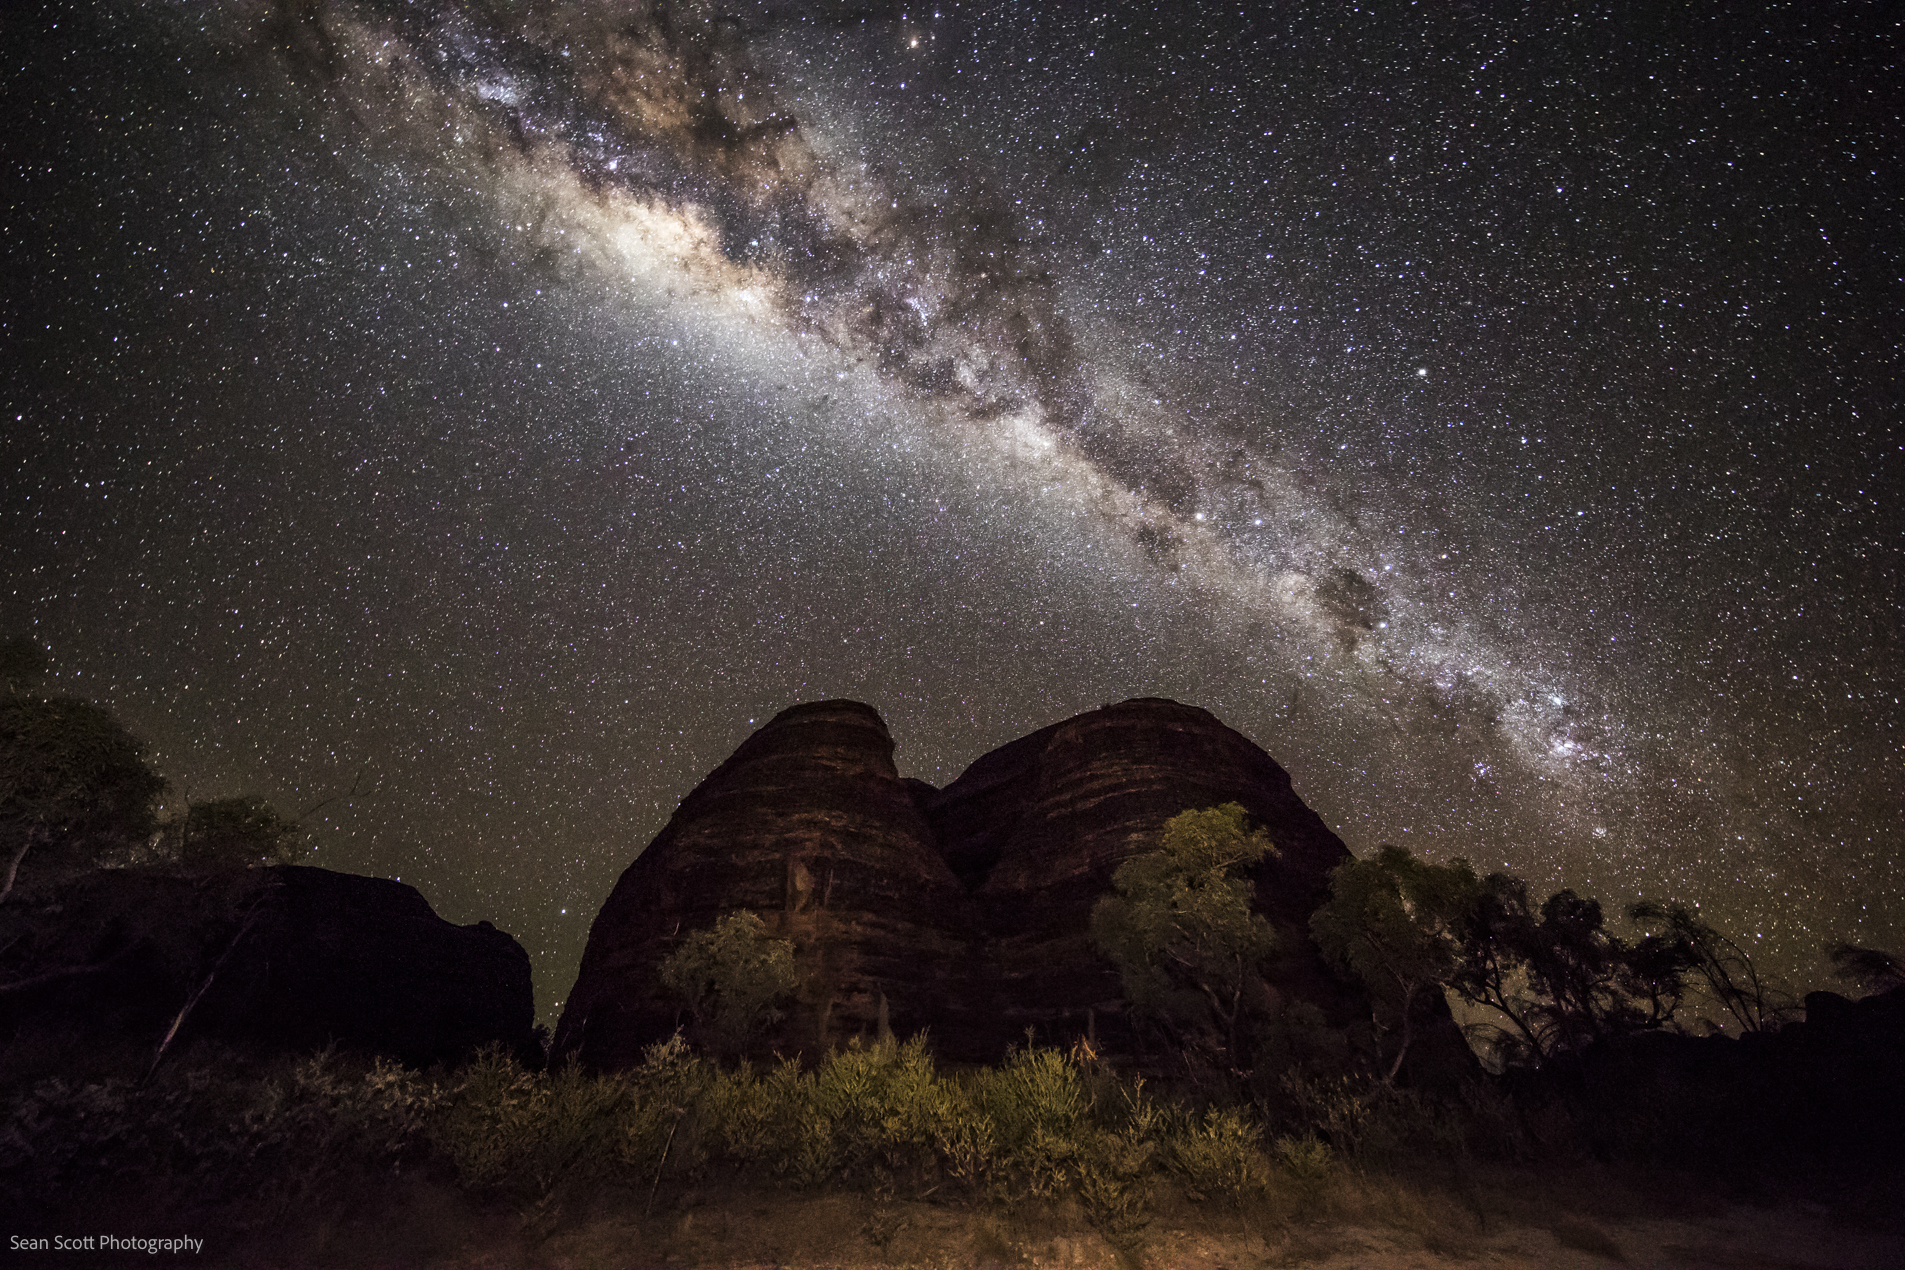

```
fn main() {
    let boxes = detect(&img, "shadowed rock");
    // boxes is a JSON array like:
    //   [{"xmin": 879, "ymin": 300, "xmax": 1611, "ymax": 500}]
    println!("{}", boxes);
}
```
[{"xmin": 0, "ymin": 866, "xmax": 537, "ymax": 1084}]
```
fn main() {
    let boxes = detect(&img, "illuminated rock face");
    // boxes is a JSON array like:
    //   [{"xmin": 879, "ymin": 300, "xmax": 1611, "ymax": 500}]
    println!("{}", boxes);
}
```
[
  {"xmin": 550, "ymin": 700, "xmax": 977, "ymax": 1071},
  {"xmin": 555, "ymin": 696, "xmax": 1393, "ymax": 1072}
]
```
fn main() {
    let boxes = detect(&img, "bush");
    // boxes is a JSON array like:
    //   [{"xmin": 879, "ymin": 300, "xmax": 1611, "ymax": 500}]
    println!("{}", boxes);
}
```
[
  {"xmin": 1272, "ymin": 1133, "xmax": 1334, "ymax": 1209},
  {"xmin": 0, "ymin": 1029, "xmax": 1299, "ymax": 1254},
  {"xmin": 434, "ymin": 1044, "xmax": 631, "ymax": 1228},
  {"xmin": 1168, "ymin": 1104, "xmax": 1270, "ymax": 1206},
  {"xmin": 0, "ymin": 1047, "xmax": 439, "ymax": 1226}
]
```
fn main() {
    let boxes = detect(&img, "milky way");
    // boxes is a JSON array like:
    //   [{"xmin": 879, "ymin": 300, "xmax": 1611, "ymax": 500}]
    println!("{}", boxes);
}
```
[{"xmin": 4, "ymin": 1, "xmax": 1897, "ymax": 1021}]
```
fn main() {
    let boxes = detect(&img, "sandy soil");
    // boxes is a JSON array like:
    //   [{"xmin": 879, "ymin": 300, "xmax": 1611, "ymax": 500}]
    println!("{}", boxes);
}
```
[{"xmin": 480, "ymin": 1190, "xmax": 1905, "ymax": 1270}]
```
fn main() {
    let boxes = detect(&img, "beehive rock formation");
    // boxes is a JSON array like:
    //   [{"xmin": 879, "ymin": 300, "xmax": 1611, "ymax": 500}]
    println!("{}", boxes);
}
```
[
  {"xmin": 554, "ymin": 697, "xmax": 1450, "ymax": 1073},
  {"xmin": 928, "ymin": 696, "xmax": 1368, "ymax": 1060},
  {"xmin": 550, "ymin": 700, "xmax": 977, "ymax": 1070}
]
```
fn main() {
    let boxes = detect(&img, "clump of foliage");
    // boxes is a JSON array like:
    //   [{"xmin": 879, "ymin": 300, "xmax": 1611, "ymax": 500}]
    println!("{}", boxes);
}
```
[
  {"xmin": 658, "ymin": 910, "xmax": 800, "ymax": 1059},
  {"xmin": 1271, "ymin": 1132, "xmax": 1333, "ymax": 1209},
  {"xmin": 1164, "ymin": 1103, "xmax": 1269, "ymax": 1207},
  {"xmin": 161, "ymin": 797, "xmax": 306, "ymax": 869},
  {"xmin": 1091, "ymin": 803, "xmax": 1280, "ymax": 1082},
  {"xmin": 0, "ymin": 1047, "xmax": 441, "ymax": 1227},
  {"xmin": 1312, "ymin": 841, "xmax": 1796, "ymax": 1072},
  {"xmin": 0, "ymin": 637, "xmax": 169, "ymax": 901},
  {"xmin": 1628, "ymin": 901, "xmax": 1792, "ymax": 1033},
  {"xmin": 433, "ymin": 1034, "xmax": 709, "ymax": 1232},
  {"xmin": 1310, "ymin": 845, "xmax": 1474, "ymax": 1083},
  {"xmin": 420, "ymin": 1031, "xmax": 1272, "ymax": 1250}
]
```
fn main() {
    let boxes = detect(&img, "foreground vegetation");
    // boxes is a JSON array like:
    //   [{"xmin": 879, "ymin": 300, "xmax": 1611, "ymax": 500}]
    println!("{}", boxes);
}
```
[{"xmin": 5, "ymin": 1024, "xmax": 1901, "ymax": 1267}]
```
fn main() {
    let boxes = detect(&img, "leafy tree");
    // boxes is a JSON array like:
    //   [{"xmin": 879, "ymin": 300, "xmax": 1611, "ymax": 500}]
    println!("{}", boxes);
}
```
[
  {"xmin": 1618, "ymin": 920, "xmax": 1700, "ymax": 1031},
  {"xmin": 1522, "ymin": 889, "xmax": 1644, "ymax": 1052},
  {"xmin": 174, "ymin": 797, "xmax": 305, "ymax": 868},
  {"xmin": 1442, "ymin": 870, "xmax": 1555, "ymax": 1065},
  {"xmin": 1311, "ymin": 845, "xmax": 1478, "ymax": 1084},
  {"xmin": 658, "ymin": 910, "xmax": 799, "ymax": 1060},
  {"xmin": 1450, "ymin": 877, "xmax": 1706, "ymax": 1064},
  {"xmin": 1090, "ymin": 803, "xmax": 1279, "ymax": 1078},
  {"xmin": 1826, "ymin": 942, "xmax": 1905, "ymax": 996},
  {"xmin": 1461, "ymin": 878, "xmax": 1666, "ymax": 1061},
  {"xmin": 1629, "ymin": 902, "xmax": 1789, "ymax": 1033},
  {"xmin": 1314, "ymin": 848, "xmax": 1709, "ymax": 1069},
  {"xmin": 1, "ymin": 693, "xmax": 169, "ymax": 902}
]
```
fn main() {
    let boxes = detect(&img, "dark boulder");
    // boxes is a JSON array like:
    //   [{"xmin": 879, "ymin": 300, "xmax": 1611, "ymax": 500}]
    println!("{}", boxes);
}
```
[
  {"xmin": 0, "ymin": 866, "xmax": 537, "ymax": 1085},
  {"xmin": 1558, "ymin": 986, "xmax": 1905, "ymax": 1169},
  {"xmin": 550, "ymin": 700, "xmax": 977, "ymax": 1071}
]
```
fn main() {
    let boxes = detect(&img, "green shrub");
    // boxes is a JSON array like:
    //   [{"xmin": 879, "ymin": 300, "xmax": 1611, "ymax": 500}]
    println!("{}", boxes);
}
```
[
  {"xmin": 1168, "ymin": 1104, "xmax": 1270, "ymax": 1205},
  {"xmin": 611, "ymin": 1030, "xmax": 717, "ymax": 1179},
  {"xmin": 1273, "ymin": 1132, "xmax": 1333, "ymax": 1205},
  {"xmin": 972, "ymin": 1041, "xmax": 1089, "ymax": 1202},
  {"xmin": 1279, "ymin": 1071, "xmax": 1373, "ymax": 1156},
  {"xmin": 1074, "ymin": 1081, "xmax": 1159, "ymax": 1253},
  {"xmin": 658, "ymin": 911, "xmax": 799, "ymax": 1059},
  {"xmin": 802, "ymin": 1034, "xmax": 946, "ymax": 1192},
  {"xmin": 926, "ymin": 1075, "xmax": 999, "ymax": 1195},
  {"xmin": 434, "ymin": 1044, "xmax": 632, "ymax": 1226}
]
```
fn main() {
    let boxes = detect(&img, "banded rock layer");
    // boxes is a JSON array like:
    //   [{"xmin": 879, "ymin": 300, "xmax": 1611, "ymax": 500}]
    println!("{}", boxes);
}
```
[
  {"xmin": 931, "ymin": 696, "xmax": 1367, "ymax": 1060},
  {"xmin": 551, "ymin": 700, "xmax": 975, "ymax": 1071},
  {"xmin": 554, "ymin": 697, "xmax": 1390, "ymax": 1069}
]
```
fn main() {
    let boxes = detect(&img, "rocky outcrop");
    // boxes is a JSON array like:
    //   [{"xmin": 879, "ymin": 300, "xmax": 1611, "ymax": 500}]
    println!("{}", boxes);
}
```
[
  {"xmin": 0, "ymin": 866, "xmax": 538, "ymax": 1084},
  {"xmin": 550, "ymin": 701, "xmax": 976, "ymax": 1071},
  {"xmin": 556, "ymin": 697, "xmax": 1474, "ymax": 1078}
]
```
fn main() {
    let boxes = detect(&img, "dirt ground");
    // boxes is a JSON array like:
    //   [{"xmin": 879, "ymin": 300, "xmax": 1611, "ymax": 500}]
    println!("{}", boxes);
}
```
[
  {"xmin": 139, "ymin": 1162, "xmax": 1898, "ymax": 1270},
  {"xmin": 257, "ymin": 1176, "xmax": 1899, "ymax": 1270}
]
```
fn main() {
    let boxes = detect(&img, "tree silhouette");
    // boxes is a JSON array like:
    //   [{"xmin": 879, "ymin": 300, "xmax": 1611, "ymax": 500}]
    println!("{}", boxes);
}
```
[
  {"xmin": 1827, "ymin": 942, "xmax": 1905, "ymax": 995},
  {"xmin": 1, "ymin": 692, "xmax": 168, "ymax": 901},
  {"xmin": 1630, "ymin": 901, "xmax": 1789, "ymax": 1033},
  {"xmin": 173, "ymin": 797, "xmax": 304, "ymax": 868},
  {"xmin": 1312, "ymin": 845, "xmax": 1477, "ymax": 1084}
]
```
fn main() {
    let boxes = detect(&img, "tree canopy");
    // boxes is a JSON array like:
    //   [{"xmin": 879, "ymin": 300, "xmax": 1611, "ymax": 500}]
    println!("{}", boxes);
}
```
[
  {"xmin": 1825, "ymin": 942, "xmax": 1904, "ymax": 996},
  {"xmin": 658, "ymin": 910, "xmax": 800, "ymax": 1060},
  {"xmin": 173, "ymin": 797, "xmax": 305, "ymax": 869},
  {"xmin": 1091, "ymin": 803, "xmax": 1280, "ymax": 1079},
  {"xmin": 0, "ymin": 692, "xmax": 169, "ymax": 901},
  {"xmin": 1313, "ymin": 842, "xmax": 1800, "ymax": 1072},
  {"xmin": 1310, "ymin": 845, "xmax": 1477, "ymax": 1083}
]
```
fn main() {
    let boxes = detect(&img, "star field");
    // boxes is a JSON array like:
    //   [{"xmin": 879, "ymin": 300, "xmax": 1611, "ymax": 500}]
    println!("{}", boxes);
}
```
[{"xmin": 2, "ymin": 1, "xmax": 1897, "ymax": 1023}]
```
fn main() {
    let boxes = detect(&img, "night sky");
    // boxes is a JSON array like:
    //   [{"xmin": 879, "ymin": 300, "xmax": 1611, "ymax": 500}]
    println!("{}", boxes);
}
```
[{"xmin": 4, "ymin": 2, "xmax": 1897, "ymax": 1025}]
